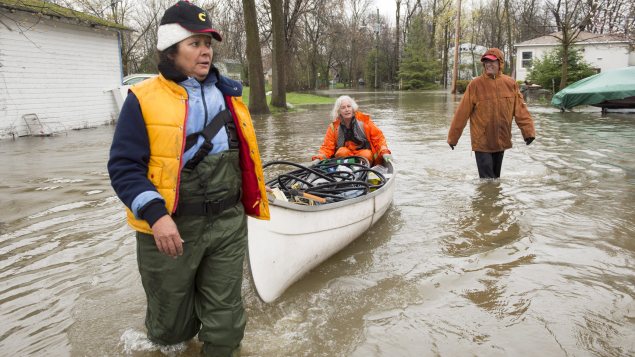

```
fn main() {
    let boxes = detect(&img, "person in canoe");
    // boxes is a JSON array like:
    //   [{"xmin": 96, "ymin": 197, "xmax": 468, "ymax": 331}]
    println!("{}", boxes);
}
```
[
  {"xmin": 447, "ymin": 48, "xmax": 536, "ymax": 179},
  {"xmin": 107, "ymin": 1, "xmax": 269, "ymax": 355},
  {"xmin": 312, "ymin": 95, "xmax": 393, "ymax": 166}
]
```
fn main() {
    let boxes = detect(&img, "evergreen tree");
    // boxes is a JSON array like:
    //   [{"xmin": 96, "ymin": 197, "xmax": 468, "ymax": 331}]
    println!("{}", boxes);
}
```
[{"xmin": 398, "ymin": 16, "xmax": 441, "ymax": 90}]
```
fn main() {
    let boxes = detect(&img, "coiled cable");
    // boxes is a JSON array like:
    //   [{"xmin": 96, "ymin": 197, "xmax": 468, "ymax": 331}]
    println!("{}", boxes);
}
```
[{"xmin": 263, "ymin": 156, "xmax": 387, "ymax": 203}]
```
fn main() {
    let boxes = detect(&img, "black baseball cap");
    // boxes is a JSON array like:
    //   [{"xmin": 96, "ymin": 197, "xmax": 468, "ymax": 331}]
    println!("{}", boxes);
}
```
[{"xmin": 160, "ymin": 1, "xmax": 222, "ymax": 42}]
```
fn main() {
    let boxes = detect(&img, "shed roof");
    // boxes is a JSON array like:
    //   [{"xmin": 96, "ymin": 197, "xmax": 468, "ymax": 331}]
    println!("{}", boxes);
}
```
[
  {"xmin": 515, "ymin": 31, "xmax": 629, "ymax": 47},
  {"xmin": 0, "ymin": 0, "xmax": 130, "ymax": 31}
]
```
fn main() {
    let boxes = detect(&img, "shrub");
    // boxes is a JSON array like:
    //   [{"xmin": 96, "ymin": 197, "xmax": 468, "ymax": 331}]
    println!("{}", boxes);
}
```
[{"xmin": 455, "ymin": 80, "xmax": 470, "ymax": 94}]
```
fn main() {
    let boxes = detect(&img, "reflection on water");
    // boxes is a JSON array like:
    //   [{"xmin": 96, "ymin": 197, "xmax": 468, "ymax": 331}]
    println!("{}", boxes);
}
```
[
  {"xmin": 1, "ymin": 92, "xmax": 634, "ymax": 356},
  {"xmin": 444, "ymin": 182, "xmax": 522, "ymax": 257}
]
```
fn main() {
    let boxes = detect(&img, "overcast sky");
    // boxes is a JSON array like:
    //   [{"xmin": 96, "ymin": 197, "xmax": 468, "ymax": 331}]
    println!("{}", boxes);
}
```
[{"xmin": 372, "ymin": 0, "xmax": 397, "ymax": 24}]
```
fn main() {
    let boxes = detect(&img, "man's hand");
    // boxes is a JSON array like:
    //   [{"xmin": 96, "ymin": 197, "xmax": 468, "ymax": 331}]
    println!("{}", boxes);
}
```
[
  {"xmin": 151, "ymin": 215, "xmax": 183, "ymax": 258},
  {"xmin": 525, "ymin": 137, "xmax": 535, "ymax": 145},
  {"xmin": 449, "ymin": 144, "xmax": 455, "ymax": 150},
  {"xmin": 383, "ymin": 154, "xmax": 393, "ymax": 163}
]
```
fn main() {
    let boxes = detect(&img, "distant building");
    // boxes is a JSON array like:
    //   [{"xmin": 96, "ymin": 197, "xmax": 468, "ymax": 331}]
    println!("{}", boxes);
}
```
[
  {"xmin": 265, "ymin": 68, "xmax": 273, "ymax": 86},
  {"xmin": 0, "ymin": 0, "xmax": 129, "ymax": 139},
  {"xmin": 514, "ymin": 31, "xmax": 633, "ymax": 81},
  {"xmin": 216, "ymin": 59, "xmax": 243, "ymax": 82},
  {"xmin": 447, "ymin": 43, "xmax": 488, "ymax": 83}
]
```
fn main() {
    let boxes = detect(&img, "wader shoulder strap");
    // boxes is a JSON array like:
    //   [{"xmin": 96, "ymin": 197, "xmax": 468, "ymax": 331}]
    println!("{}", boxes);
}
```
[
  {"xmin": 184, "ymin": 109, "xmax": 238, "ymax": 169},
  {"xmin": 184, "ymin": 109, "xmax": 233, "ymax": 152}
]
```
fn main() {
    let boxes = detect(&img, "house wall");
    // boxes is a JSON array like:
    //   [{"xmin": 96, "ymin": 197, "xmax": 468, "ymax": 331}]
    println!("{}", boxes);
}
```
[
  {"xmin": 0, "ymin": 10, "xmax": 122, "ymax": 139},
  {"xmin": 515, "ymin": 43, "xmax": 630, "ymax": 81},
  {"xmin": 583, "ymin": 44, "xmax": 631, "ymax": 70},
  {"xmin": 514, "ymin": 45, "xmax": 551, "ymax": 81}
]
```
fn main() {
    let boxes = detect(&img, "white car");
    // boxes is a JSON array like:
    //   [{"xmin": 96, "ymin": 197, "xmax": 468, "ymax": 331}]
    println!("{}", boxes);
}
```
[
  {"xmin": 113, "ymin": 74, "xmax": 156, "ymax": 112},
  {"xmin": 122, "ymin": 73, "xmax": 156, "ymax": 85}
]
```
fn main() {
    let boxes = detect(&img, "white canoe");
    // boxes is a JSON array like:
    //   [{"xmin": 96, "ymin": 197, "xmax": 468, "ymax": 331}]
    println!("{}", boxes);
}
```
[{"xmin": 247, "ymin": 161, "xmax": 395, "ymax": 303}]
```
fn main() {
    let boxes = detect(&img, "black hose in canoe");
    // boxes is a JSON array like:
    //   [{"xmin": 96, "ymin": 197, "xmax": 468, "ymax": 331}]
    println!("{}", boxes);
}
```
[{"xmin": 262, "ymin": 156, "xmax": 387, "ymax": 204}]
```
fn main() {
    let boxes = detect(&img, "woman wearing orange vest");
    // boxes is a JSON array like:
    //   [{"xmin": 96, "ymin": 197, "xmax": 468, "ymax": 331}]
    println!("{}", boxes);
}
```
[
  {"xmin": 312, "ymin": 95, "xmax": 393, "ymax": 165},
  {"xmin": 107, "ymin": 2, "xmax": 268, "ymax": 356}
]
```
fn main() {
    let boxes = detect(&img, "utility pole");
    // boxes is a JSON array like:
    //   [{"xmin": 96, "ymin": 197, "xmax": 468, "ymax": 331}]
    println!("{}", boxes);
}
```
[
  {"xmin": 374, "ymin": 8, "xmax": 379, "ymax": 89},
  {"xmin": 451, "ymin": 0, "xmax": 461, "ymax": 94}
]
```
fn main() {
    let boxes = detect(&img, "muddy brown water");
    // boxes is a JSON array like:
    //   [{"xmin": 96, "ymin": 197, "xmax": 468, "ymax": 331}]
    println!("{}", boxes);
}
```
[{"xmin": 1, "ymin": 90, "xmax": 634, "ymax": 356}]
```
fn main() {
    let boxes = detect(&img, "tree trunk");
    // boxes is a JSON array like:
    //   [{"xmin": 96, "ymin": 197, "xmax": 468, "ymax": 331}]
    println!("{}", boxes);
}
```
[
  {"xmin": 451, "ymin": 0, "xmax": 462, "ymax": 94},
  {"xmin": 504, "ymin": 0, "xmax": 513, "ymax": 76},
  {"xmin": 443, "ymin": 22, "xmax": 450, "ymax": 89},
  {"xmin": 349, "ymin": 38, "xmax": 356, "ymax": 88},
  {"xmin": 394, "ymin": 0, "xmax": 401, "ymax": 83},
  {"xmin": 269, "ymin": 0, "xmax": 287, "ymax": 108},
  {"xmin": 560, "ymin": 43, "xmax": 569, "ymax": 90},
  {"xmin": 430, "ymin": 0, "xmax": 437, "ymax": 53},
  {"xmin": 242, "ymin": 0, "xmax": 270, "ymax": 114}
]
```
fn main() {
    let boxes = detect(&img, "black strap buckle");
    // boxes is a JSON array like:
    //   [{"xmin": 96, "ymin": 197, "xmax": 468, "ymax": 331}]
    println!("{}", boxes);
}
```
[
  {"xmin": 184, "ymin": 141, "xmax": 213, "ymax": 170},
  {"xmin": 225, "ymin": 120, "xmax": 239, "ymax": 149},
  {"xmin": 203, "ymin": 199, "xmax": 224, "ymax": 214}
]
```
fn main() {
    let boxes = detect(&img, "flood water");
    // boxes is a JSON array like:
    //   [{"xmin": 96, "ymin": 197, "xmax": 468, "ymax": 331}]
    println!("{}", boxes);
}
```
[{"xmin": 1, "ymin": 90, "xmax": 634, "ymax": 356}]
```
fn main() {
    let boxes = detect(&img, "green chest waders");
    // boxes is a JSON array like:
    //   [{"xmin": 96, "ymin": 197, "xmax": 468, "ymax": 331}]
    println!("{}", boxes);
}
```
[{"xmin": 136, "ymin": 149, "xmax": 246, "ymax": 357}]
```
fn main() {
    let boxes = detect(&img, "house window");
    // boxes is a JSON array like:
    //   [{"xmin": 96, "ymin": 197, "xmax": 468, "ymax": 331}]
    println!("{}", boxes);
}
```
[{"xmin": 521, "ymin": 51, "xmax": 533, "ymax": 69}]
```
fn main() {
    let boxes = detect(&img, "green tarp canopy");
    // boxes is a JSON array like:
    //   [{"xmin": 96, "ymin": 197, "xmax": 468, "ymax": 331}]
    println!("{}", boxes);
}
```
[{"xmin": 551, "ymin": 67, "xmax": 635, "ymax": 110}]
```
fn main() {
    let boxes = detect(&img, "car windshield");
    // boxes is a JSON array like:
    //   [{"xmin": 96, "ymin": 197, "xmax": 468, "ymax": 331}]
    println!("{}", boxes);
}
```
[
  {"xmin": 123, "ymin": 74, "xmax": 155, "ymax": 85},
  {"xmin": 124, "ymin": 77, "xmax": 145, "ymax": 85}
]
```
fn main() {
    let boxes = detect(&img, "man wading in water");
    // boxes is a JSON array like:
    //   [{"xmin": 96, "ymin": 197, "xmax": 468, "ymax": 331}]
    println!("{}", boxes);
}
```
[{"xmin": 447, "ymin": 48, "xmax": 536, "ymax": 178}]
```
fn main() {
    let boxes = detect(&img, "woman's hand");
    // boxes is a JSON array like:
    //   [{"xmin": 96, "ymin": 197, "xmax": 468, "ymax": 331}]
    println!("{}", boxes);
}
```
[{"xmin": 151, "ymin": 215, "xmax": 184, "ymax": 257}]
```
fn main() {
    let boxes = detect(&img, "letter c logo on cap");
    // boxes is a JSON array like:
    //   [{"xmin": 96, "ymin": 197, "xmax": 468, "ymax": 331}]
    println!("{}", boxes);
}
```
[{"xmin": 198, "ymin": 13, "xmax": 206, "ymax": 22}]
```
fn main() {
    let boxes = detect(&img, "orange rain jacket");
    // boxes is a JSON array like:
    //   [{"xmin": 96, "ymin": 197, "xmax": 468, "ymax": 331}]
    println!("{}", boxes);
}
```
[
  {"xmin": 313, "ymin": 111, "xmax": 391, "ymax": 165},
  {"xmin": 447, "ymin": 48, "xmax": 536, "ymax": 152}
]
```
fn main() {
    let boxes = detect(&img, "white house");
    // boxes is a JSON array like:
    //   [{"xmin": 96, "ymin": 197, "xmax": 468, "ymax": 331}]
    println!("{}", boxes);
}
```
[
  {"xmin": 514, "ymin": 31, "xmax": 633, "ymax": 81},
  {"xmin": 0, "ymin": 0, "xmax": 129, "ymax": 139},
  {"xmin": 447, "ymin": 43, "xmax": 488, "ymax": 83}
]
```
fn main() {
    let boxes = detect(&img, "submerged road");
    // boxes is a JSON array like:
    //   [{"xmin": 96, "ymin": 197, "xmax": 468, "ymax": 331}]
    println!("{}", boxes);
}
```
[{"xmin": 1, "ymin": 89, "xmax": 634, "ymax": 356}]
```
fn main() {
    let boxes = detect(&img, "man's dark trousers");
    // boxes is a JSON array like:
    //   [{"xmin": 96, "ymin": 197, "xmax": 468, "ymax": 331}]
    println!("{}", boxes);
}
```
[{"xmin": 475, "ymin": 151, "xmax": 505, "ymax": 178}]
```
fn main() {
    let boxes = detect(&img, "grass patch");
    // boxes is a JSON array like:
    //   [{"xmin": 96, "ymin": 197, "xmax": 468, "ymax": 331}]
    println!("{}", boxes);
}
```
[
  {"xmin": 285, "ymin": 92, "xmax": 333, "ymax": 105},
  {"xmin": 241, "ymin": 87, "xmax": 333, "ymax": 109}
]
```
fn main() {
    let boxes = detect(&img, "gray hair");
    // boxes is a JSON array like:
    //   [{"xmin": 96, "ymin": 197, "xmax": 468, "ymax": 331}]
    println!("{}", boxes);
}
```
[{"xmin": 331, "ymin": 95, "xmax": 358, "ymax": 119}]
